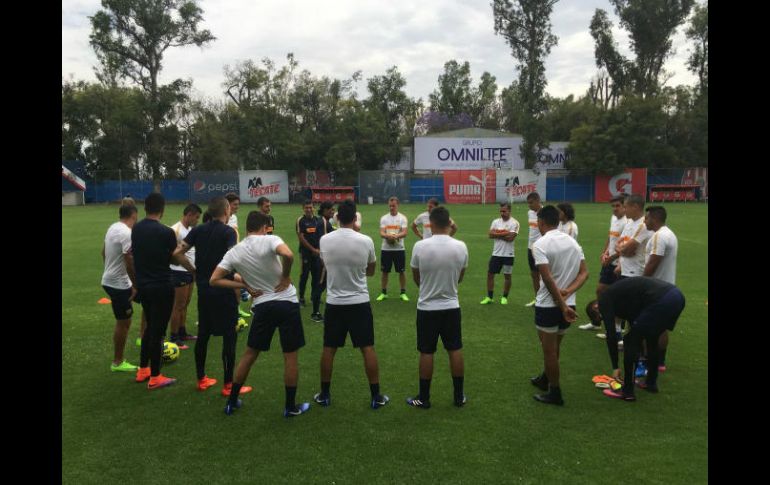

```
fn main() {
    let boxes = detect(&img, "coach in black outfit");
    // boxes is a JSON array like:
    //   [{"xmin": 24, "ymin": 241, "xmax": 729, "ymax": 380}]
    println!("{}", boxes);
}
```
[
  {"xmin": 133, "ymin": 193, "xmax": 193, "ymax": 389},
  {"xmin": 586, "ymin": 276, "xmax": 686, "ymax": 401},
  {"xmin": 296, "ymin": 199, "xmax": 324, "ymax": 322}
]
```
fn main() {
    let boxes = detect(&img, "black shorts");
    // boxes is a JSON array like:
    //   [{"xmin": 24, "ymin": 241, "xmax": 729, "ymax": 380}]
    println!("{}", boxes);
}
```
[
  {"xmin": 172, "ymin": 270, "xmax": 194, "ymax": 288},
  {"xmin": 197, "ymin": 285, "xmax": 238, "ymax": 337},
  {"xmin": 534, "ymin": 305, "xmax": 576, "ymax": 334},
  {"xmin": 416, "ymin": 308, "xmax": 462, "ymax": 353},
  {"xmin": 599, "ymin": 264, "xmax": 620, "ymax": 285},
  {"xmin": 381, "ymin": 250, "xmax": 406, "ymax": 273},
  {"xmin": 324, "ymin": 302, "xmax": 375, "ymax": 348},
  {"xmin": 633, "ymin": 287, "xmax": 686, "ymax": 335},
  {"xmin": 102, "ymin": 285, "xmax": 134, "ymax": 320},
  {"xmin": 488, "ymin": 256, "xmax": 514, "ymax": 275},
  {"xmin": 528, "ymin": 249, "xmax": 536, "ymax": 272},
  {"xmin": 247, "ymin": 300, "xmax": 305, "ymax": 353}
]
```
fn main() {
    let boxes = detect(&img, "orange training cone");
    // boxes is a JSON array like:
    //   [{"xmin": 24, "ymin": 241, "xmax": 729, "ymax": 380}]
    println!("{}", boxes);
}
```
[{"xmin": 98, "ymin": 297, "xmax": 112, "ymax": 304}]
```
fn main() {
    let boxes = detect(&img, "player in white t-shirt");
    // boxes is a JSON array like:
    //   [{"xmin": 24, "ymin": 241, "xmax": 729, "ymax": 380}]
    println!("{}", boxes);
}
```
[
  {"xmin": 101, "ymin": 204, "xmax": 139, "ymax": 372},
  {"xmin": 313, "ymin": 200, "xmax": 390, "ymax": 410},
  {"xmin": 376, "ymin": 196, "xmax": 410, "ymax": 302},
  {"xmin": 529, "ymin": 205, "xmax": 588, "ymax": 406},
  {"xmin": 524, "ymin": 192, "xmax": 544, "ymax": 307},
  {"xmin": 168, "ymin": 204, "xmax": 202, "ymax": 348},
  {"xmin": 411, "ymin": 198, "xmax": 458, "ymax": 240},
  {"xmin": 332, "ymin": 202, "xmax": 362, "ymax": 232},
  {"xmin": 643, "ymin": 205, "xmax": 679, "ymax": 373},
  {"xmin": 211, "ymin": 211, "xmax": 311, "ymax": 418},
  {"xmin": 407, "ymin": 207, "xmax": 469, "ymax": 409},
  {"xmin": 616, "ymin": 195, "xmax": 654, "ymax": 279},
  {"xmin": 480, "ymin": 203, "xmax": 520, "ymax": 305},
  {"xmin": 556, "ymin": 202, "xmax": 579, "ymax": 240}
]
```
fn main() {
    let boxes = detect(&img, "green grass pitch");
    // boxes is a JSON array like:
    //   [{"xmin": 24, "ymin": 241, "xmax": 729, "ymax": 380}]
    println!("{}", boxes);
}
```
[{"xmin": 62, "ymin": 202, "xmax": 707, "ymax": 484}]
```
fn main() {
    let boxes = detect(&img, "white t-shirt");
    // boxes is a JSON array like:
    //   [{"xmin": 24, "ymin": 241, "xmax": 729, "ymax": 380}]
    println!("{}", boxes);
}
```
[
  {"xmin": 618, "ymin": 217, "xmax": 653, "ymax": 277},
  {"xmin": 490, "ymin": 217, "xmax": 520, "ymax": 257},
  {"xmin": 532, "ymin": 229, "xmax": 585, "ymax": 308},
  {"xmin": 645, "ymin": 226, "xmax": 678, "ymax": 284},
  {"xmin": 169, "ymin": 221, "xmax": 195, "ymax": 272},
  {"xmin": 101, "ymin": 222, "xmax": 133, "ymax": 289},
  {"xmin": 414, "ymin": 211, "xmax": 455, "ymax": 239},
  {"xmin": 380, "ymin": 212, "xmax": 409, "ymax": 251},
  {"xmin": 558, "ymin": 221, "xmax": 579, "ymax": 240},
  {"xmin": 607, "ymin": 215, "xmax": 627, "ymax": 266},
  {"xmin": 320, "ymin": 228, "xmax": 377, "ymax": 305},
  {"xmin": 410, "ymin": 235, "xmax": 468, "ymax": 311},
  {"xmin": 527, "ymin": 209, "xmax": 542, "ymax": 249},
  {"xmin": 217, "ymin": 235, "xmax": 298, "ymax": 306},
  {"xmin": 228, "ymin": 214, "xmax": 239, "ymax": 239},
  {"xmin": 332, "ymin": 212, "xmax": 362, "ymax": 230}
]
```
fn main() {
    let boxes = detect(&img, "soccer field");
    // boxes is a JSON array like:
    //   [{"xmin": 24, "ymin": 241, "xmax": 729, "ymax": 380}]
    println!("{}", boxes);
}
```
[{"xmin": 62, "ymin": 202, "xmax": 708, "ymax": 484}]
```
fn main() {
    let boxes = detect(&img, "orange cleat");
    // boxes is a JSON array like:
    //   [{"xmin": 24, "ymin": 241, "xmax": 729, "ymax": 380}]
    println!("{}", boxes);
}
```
[
  {"xmin": 221, "ymin": 383, "xmax": 253, "ymax": 397},
  {"xmin": 148, "ymin": 374, "xmax": 177, "ymax": 390},
  {"xmin": 135, "ymin": 367, "xmax": 151, "ymax": 383},
  {"xmin": 197, "ymin": 376, "xmax": 218, "ymax": 391}
]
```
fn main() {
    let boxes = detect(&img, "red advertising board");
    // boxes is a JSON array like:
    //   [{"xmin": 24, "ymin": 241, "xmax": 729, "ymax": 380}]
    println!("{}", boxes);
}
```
[
  {"xmin": 594, "ymin": 168, "xmax": 647, "ymax": 202},
  {"xmin": 311, "ymin": 186, "xmax": 355, "ymax": 202},
  {"xmin": 649, "ymin": 185, "xmax": 698, "ymax": 202},
  {"xmin": 444, "ymin": 170, "xmax": 496, "ymax": 204}
]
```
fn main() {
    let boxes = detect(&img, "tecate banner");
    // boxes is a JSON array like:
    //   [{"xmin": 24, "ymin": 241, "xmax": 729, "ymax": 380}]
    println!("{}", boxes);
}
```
[
  {"xmin": 595, "ymin": 168, "xmax": 647, "ymax": 202},
  {"xmin": 444, "ymin": 171, "xmax": 497, "ymax": 204},
  {"xmin": 415, "ymin": 137, "xmax": 524, "ymax": 170},
  {"xmin": 495, "ymin": 170, "xmax": 546, "ymax": 203},
  {"xmin": 239, "ymin": 171, "xmax": 289, "ymax": 203}
]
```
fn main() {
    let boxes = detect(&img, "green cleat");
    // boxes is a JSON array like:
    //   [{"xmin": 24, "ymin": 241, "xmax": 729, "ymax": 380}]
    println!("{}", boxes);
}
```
[
  {"xmin": 524, "ymin": 299, "xmax": 536, "ymax": 307},
  {"xmin": 400, "ymin": 293, "xmax": 410, "ymax": 302},
  {"xmin": 480, "ymin": 297, "xmax": 494, "ymax": 305},
  {"xmin": 238, "ymin": 308, "xmax": 252, "ymax": 318},
  {"xmin": 135, "ymin": 338, "xmax": 142, "ymax": 347},
  {"xmin": 500, "ymin": 297, "xmax": 508, "ymax": 305},
  {"xmin": 376, "ymin": 293, "xmax": 388, "ymax": 301},
  {"xmin": 111, "ymin": 360, "xmax": 139, "ymax": 372}
]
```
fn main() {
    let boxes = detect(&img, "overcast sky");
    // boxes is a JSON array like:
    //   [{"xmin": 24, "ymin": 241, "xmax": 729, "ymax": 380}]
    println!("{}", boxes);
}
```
[{"xmin": 62, "ymin": 0, "xmax": 699, "ymax": 103}]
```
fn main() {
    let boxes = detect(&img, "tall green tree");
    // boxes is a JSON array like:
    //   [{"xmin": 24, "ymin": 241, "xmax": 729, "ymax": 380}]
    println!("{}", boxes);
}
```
[
  {"xmin": 493, "ymin": 0, "xmax": 559, "ymax": 167},
  {"xmin": 89, "ymin": 0, "xmax": 215, "ymax": 181},
  {"xmin": 685, "ymin": 1, "xmax": 708, "ymax": 95},
  {"xmin": 429, "ymin": 60, "xmax": 474, "ymax": 118},
  {"xmin": 365, "ymin": 66, "xmax": 420, "ymax": 162}
]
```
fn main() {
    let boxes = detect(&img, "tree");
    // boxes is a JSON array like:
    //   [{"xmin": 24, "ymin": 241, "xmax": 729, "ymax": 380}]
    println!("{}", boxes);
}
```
[
  {"xmin": 471, "ymin": 72, "xmax": 502, "ymax": 130},
  {"xmin": 492, "ymin": 0, "xmax": 559, "ymax": 167},
  {"xmin": 589, "ymin": 0, "xmax": 695, "ymax": 99},
  {"xmin": 89, "ymin": 0, "xmax": 215, "ymax": 181},
  {"xmin": 685, "ymin": 1, "xmax": 708, "ymax": 95},
  {"xmin": 429, "ymin": 60, "xmax": 474, "ymax": 118},
  {"xmin": 365, "ymin": 67, "xmax": 420, "ymax": 164}
]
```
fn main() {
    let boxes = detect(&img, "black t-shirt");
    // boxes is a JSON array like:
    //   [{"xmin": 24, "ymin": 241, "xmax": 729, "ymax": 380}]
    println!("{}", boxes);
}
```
[
  {"xmin": 184, "ymin": 219, "xmax": 238, "ymax": 287},
  {"xmin": 131, "ymin": 218, "xmax": 177, "ymax": 289},
  {"xmin": 265, "ymin": 214, "xmax": 275, "ymax": 235},
  {"xmin": 296, "ymin": 215, "xmax": 323, "ymax": 252},
  {"xmin": 323, "ymin": 217, "xmax": 334, "ymax": 235},
  {"xmin": 599, "ymin": 276, "xmax": 676, "ymax": 368}
]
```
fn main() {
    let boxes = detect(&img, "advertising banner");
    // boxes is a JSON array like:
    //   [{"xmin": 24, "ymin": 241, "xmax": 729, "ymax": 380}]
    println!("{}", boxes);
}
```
[
  {"xmin": 239, "ymin": 170, "xmax": 289, "ymax": 203},
  {"xmin": 189, "ymin": 171, "xmax": 239, "ymax": 203},
  {"xmin": 443, "ymin": 170, "xmax": 496, "ymax": 204},
  {"xmin": 534, "ymin": 142, "xmax": 569, "ymax": 171},
  {"xmin": 595, "ymin": 168, "xmax": 648, "ymax": 202},
  {"xmin": 681, "ymin": 167, "xmax": 708, "ymax": 199},
  {"xmin": 495, "ymin": 170, "xmax": 547, "ymax": 203},
  {"xmin": 415, "ymin": 137, "xmax": 523, "ymax": 171}
]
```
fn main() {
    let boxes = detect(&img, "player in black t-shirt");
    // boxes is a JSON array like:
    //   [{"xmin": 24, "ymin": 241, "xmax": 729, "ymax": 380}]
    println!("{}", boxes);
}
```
[{"xmin": 296, "ymin": 200, "xmax": 324, "ymax": 322}]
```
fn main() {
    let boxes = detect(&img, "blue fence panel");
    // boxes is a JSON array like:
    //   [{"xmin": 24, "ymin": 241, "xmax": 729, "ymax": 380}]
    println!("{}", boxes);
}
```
[
  {"xmin": 88, "ymin": 180, "xmax": 190, "ymax": 202},
  {"xmin": 161, "ymin": 180, "xmax": 190, "ymax": 201},
  {"xmin": 647, "ymin": 170, "xmax": 685, "ymax": 186},
  {"xmin": 409, "ymin": 177, "xmax": 444, "ymax": 203},
  {"xmin": 546, "ymin": 175, "xmax": 593, "ymax": 202}
]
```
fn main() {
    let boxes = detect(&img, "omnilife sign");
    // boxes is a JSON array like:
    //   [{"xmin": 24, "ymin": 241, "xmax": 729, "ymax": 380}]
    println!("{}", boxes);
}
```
[{"xmin": 415, "ymin": 135, "xmax": 524, "ymax": 170}]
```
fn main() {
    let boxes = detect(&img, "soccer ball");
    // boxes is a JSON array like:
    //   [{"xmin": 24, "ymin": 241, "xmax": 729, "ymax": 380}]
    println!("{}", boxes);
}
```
[
  {"xmin": 236, "ymin": 318, "xmax": 249, "ymax": 332},
  {"xmin": 163, "ymin": 341, "xmax": 180, "ymax": 362}
]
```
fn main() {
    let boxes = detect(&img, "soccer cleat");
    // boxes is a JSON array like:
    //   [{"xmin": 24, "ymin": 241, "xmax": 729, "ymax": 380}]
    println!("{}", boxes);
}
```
[
  {"xmin": 617, "ymin": 340, "xmax": 624, "ymax": 352},
  {"xmin": 533, "ymin": 390, "xmax": 564, "ymax": 406},
  {"xmin": 635, "ymin": 361, "xmax": 648, "ymax": 378},
  {"xmin": 135, "ymin": 367, "xmax": 151, "ymax": 382},
  {"xmin": 596, "ymin": 333, "xmax": 607, "ymax": 339},
  {"xmin": 530, "ymin": 374, "xmax": 549, "ymax": 392},
  {"xmin": 111, "ymin": 360, "xmax": 138, "ymax": 372},
  {"xmin": 635, "ymin": 379, "xmax": 659, "ymax": 393},
  {"xmin": 578, "ymin": 323, "xmax": 601, "ymax": 330},
  {"xmin": 602, "ymin": 388, "xmax": 636, "ymax": 401},
  {"xmin": 172, "ymin": 340, "xmax": 189, "ymax": 350},
  {"xmin": 524, "ymin": 299, "xmax": 536, "ymax": 307},
  {"xmin": 135, "ymin": 338, "xmax": 142, "ymax": 347},
  {"xmin": 310, "ymin": 312, "xmax": 324, "ymax": 323},
  {"xmin": 238, "ymin": 308, "xmax": 252, "ymax": 318},
  {"xmin": 658, "ymin": 365, "xmax": 667, "ymax": 373},
  {"xmin": 376, "ymin": 293, "xmax": 388, "ymax": 301},
  {"xmin": 224, "ymin": 399, "xmax": 243, "ymax": 416},
  {"xmin": 222, "ymin": 383, "xmax": 252, "ymax": 397},
  {"xmin": 179, "ymin": 334, "xmax": 198, "ymax": 341},
  {"xmin": 454, "ymin": 395, "xmax": 467, "ymax": 407},
  {"xmin": 500, "ymin": 297, "xmax": 508, "ymax": 305},
  {"xmin": 313, "ymin": 392, "xmax": 331, "ymax": 407},
  {"xmin": 197, "ymin": 376, "xmax": 218, "ymax": 391},
  {"xmin": 147, "ymin": 375, "xmax": 176, "ymax": 390},
  {"xmin": 399, "ymin": 293, "xmax": 410, "ymax": 302},
  {"xmin": 479, "ymin": 297, "xmax": 494, "ymax": 305},
  {"xmin": 284, "ymin": 402, "xmax": 311, "ymax": 418},
  {"xmin": 299, "ymin": 297, "xmax": 306, "ymax": 306},
  {"xmin": 406, "ymin": 397, "xmax": 431, "ymax": 409},
  {"xmin": 371, "ymin": 394, "xmax": 390, "ymax": 409}
]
